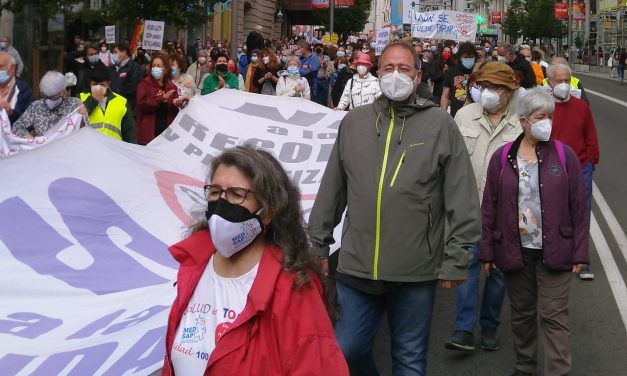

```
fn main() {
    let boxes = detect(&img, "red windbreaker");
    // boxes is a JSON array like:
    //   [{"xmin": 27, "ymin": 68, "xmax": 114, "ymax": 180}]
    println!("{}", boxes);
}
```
[{"xmin": 162, "ymin": 231, "xmax": 349, "ymax": 376}]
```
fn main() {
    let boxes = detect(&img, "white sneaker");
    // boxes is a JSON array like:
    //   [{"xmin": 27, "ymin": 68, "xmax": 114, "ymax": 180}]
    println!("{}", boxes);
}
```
[{"xmin": 579, "ymin": 269, "xmax": 594, "ymax": 280}]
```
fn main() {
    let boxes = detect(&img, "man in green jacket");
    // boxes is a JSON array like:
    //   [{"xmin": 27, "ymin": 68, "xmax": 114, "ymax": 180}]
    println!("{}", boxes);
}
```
[
  {"xmin": 308, "ymin": 41, "xmax": 481, "ymax": 375},
  {"xmin": 201, "ymin": 52, "xmax": 239, "ymax": 95}
]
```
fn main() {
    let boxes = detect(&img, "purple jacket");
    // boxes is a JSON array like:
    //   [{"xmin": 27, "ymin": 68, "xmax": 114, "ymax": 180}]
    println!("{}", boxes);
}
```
[{"xmin": 479, "ymin": 135, "xmax": 589, "ymax": 271}]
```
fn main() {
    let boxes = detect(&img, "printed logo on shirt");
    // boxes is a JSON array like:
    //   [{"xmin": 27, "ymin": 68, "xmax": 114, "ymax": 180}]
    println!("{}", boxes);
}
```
[
  {"xmin": 180, "ymin": 315, "xmax": 207, "ymax": 343},
  {"xmin": 453, "ymin": 74, "xmax": 470, "ymax": 102},
  {"xmin": 119, "ymin": 72, "xmax": 127, "ymax": 78}
]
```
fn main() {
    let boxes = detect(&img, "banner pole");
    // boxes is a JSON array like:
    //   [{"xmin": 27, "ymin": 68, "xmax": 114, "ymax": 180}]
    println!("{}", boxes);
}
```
[{"xmin": 330, "ymin": 0, "xmax": 335, "ymax": 37}]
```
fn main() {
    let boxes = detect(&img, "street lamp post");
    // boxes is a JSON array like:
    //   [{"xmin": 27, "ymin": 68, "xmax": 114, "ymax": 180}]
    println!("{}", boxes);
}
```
[
  {"xmin": 568, "ymin": 0, "xmax": 573, "ymax": 66},
  {"xmin": 330, "ymin": 0, "xmax": 335, "ymax": 36},
  {"xmin": 231, "ymin": 0, "xmax": 238, "ymax": 62}
]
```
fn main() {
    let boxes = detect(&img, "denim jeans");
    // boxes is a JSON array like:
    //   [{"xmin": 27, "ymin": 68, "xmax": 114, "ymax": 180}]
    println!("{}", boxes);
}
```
[
  {"xmin": 314, "ymin": 78, "xmax": 330, "ymax": 106},
  {"xmin": 455, "ymin": 245, "xmax": 506, "ymax": 332},
  {"xmin": 581, "ymin": 161, "xmax": 594, "ymax": 213},
  {"xmin": 618, "ymin": 65, "xmax": 625, "ymax": 80},
  {"xmin": 334, "ymin": 279, "xmax": 437, "ymax": 376}
]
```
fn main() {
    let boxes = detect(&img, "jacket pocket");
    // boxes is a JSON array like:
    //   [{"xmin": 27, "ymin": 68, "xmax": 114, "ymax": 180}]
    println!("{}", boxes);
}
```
[
  {"xmin": 459, "ymin": 126, "xmax": 481, "ymax": 155},
  {"xmin": 559, "ymin": 226, "xmax": 574, "ymax": 238},
  {"xmin": 389, "ymin": 150, "xmax": 407, "ymax": 187}
]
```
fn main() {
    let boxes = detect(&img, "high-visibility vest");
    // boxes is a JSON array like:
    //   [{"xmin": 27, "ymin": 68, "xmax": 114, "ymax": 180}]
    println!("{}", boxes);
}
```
[
  {"xmin": 80, "ymin": 92, "xmax": 127, "ymax": 140},
  {"xmin": 541, "ymin": 76, "xmax": 580, "ymax": 91}
]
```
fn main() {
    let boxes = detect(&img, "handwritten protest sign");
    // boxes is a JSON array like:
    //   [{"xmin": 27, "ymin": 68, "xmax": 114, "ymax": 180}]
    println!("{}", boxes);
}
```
[
  {"xmin": 105, "ymin": 25, "xmax": 116, "ymax": 44},
  {"xmin": 375, "ymin": 27, "xmax": 391, "ymax": 56},
  {"xmin": 142, "ymin": 20, "xmax": 165, "ymax": 51},
  {"xmin": 411, "ymin": 10, "xmax": 477, "ymax": 42}
]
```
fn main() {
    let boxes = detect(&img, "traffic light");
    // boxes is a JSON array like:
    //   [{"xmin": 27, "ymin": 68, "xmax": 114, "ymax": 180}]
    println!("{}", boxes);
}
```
[{"xmin": 477, "ymin": 15, "xmax": 485, "ymax": 25}]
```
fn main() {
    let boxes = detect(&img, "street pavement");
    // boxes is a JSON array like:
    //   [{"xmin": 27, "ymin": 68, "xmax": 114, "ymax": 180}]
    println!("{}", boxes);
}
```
[
  {"xmin": 369, "ymin": 73, "xmax": 627, "ymax": 375},
  {"xmin": 150, "ymin": 73, "xmax": 627, "ymax": 376}
]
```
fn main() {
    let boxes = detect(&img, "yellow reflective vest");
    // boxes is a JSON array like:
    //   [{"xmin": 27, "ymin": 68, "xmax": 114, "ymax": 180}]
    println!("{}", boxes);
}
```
[
  {"xmin": 541, "ymin": 76, "xmax": 580, "ymax": 90},
  {"xmin": 80, "ymin": 92, "xmax": 127, "ymax": 140}
]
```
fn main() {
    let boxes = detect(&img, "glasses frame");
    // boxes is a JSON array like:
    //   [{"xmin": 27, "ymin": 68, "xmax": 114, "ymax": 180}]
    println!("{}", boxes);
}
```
[{"xmin": 204, "ymin": 184, "xmax": 255, "ymax": 205}]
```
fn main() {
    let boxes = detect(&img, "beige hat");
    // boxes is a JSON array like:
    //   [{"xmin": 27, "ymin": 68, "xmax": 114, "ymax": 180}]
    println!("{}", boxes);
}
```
[{"xmin": 477, "ymin": 62, "xmax": 516, "ymax": 89}]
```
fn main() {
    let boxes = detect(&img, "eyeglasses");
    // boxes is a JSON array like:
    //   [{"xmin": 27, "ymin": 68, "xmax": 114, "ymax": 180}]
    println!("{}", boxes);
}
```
[{"xmin": 204, "ymin": 184, "xmax": 255, "ymax": 205}]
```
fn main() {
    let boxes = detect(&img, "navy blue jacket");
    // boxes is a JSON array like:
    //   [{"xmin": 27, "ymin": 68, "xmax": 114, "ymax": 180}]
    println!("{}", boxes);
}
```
[{"xmin": 9, "ymin": 78, "xmax": 35, "ymax": 125}]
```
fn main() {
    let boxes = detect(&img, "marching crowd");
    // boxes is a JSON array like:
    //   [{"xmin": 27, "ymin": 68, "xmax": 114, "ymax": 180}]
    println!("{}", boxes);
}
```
[{"xmin": 0, "ymin": 25, "xmax": 601, "ymax": 376}]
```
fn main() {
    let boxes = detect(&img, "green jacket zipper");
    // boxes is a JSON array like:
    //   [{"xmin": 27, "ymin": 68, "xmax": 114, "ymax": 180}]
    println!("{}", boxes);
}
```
[
  {"xmin": 389, "ymin": 150, "xmax": 407, "ymax": 188},
  {"xmin": 374, "ymin": 107, "xmax": 395, "ymax": 280}
]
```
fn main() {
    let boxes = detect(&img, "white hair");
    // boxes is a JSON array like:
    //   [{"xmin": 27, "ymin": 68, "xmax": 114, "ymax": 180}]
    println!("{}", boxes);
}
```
[
  {"xmin": 547, "ymin": 63, "xmax": 571, "ymax": 80},
  {"xmin": 39, "ymin": 71, "xmax": 67, "ymax": 97},
  {"xmin": 517, "ymin": 87, "xmax": 555, "ymax": 119}
]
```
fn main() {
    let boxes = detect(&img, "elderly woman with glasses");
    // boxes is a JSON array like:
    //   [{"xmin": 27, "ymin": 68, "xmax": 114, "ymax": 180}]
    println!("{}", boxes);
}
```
[
  {"xmin": 162, "ymin": 145, "xmax": 348, "ymax": 376},
  {"xmin": 479, "ymin": 87, "xmax": 588, "ymax": 376},
  {"xmin": 444, "ymin": 62, "xmax": 522, "ymax": 353}
]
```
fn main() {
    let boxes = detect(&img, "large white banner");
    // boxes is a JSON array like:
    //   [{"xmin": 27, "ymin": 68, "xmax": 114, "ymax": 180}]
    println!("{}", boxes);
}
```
[
  {"xmin": 0, "ymin": 109, "xmax": 83, "ymax": 158},
  {"xmin": 0, "ymin": 90, "xmax": 345, "ymax": 375},
  {"xmin": 411, "ymin": 10, "xmax": 478, "ymax": 42}
]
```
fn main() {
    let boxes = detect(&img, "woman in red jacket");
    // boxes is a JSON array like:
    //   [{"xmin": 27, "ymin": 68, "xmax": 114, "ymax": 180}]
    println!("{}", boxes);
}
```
[
  {"xmin": 135, "ymin": 53, "xmax": 179, "ymax": 145},
  {"xmin": 163, "ymin": 145, "xmax": 348, "ymax": 376}
]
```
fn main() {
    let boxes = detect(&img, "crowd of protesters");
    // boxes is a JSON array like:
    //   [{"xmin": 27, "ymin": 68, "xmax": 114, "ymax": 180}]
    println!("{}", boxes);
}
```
[{"xmin": 1, "ymin": 26, "xmax": 602, "ymax": 375}]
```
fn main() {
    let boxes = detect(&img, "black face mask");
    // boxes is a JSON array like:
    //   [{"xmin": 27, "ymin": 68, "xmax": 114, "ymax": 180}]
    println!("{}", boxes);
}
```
[
  {"xmin": 316, "ymin": 48, "xmax": 322, "ymax": 54},
  {"xmin": 216, "ymin": 63, "xmax": 228, "ymax": 73}
]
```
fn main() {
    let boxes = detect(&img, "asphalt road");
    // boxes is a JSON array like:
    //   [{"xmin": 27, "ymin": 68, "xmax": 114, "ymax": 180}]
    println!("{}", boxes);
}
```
[
  {"xmin": 150, "ymin": 74, "xmax": 627, "ymax": 376},
  {"xmin": 369, "ymin": 73, "xmax": 627, "ymax": 376}
]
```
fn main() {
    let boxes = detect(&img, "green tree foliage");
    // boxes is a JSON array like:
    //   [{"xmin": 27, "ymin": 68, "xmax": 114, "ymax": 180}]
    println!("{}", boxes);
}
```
[
  {"xmin": 0, "ymin": 0, "xmax": 209, "ymax": 30},
  {"xmin": 312, "ymin": 0, "xmax": 371, "ymax": 35},
  {"xmin": 502, "ymin": 0, "xmax": 524, "ymax": 42},
  {"xmin": 502, "ymin": 0, "xmax": 567, "ymax": 42}
]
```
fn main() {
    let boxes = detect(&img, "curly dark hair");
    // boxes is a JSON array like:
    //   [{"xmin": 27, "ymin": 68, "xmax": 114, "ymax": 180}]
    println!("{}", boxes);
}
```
[{"xmin": 190, "ymin": 145, "xmax": 339, "ymax": 321}]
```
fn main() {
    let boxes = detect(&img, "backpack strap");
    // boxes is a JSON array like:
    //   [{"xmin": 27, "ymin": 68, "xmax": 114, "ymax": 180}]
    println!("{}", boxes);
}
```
[
  {"xmin": 349, "ymin": 77, "xmax": 354, "ymax": 109},
  {"xmin": 553, "ymin": 139, "xmax": 569, "ymax": 179},
  {"xmin": 499, "ymin": 141, "xmax": 514, "ymax": 178}
]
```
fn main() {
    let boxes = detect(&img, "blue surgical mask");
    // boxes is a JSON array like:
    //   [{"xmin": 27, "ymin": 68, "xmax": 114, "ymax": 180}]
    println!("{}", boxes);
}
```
[
  {"xmin": 88, "ymin": 55, "xmax": 99, "ymax": 65},
  {"xmin": 151, "ymin": 67, "xmax": 163, "ymax": 79},
  {"xmin": 287, "ymin": 66, "xmax": 299, "ymax": 75},
  {"xmin": 111, "ymin": 54, "xmax": 120, "ymax": 65},
  {"xmin": 0, "ymin": 42, "xmax": 6, "ymax": 50},
  {"xmin": 0, "ymin": 70, "xmax": 10, "ymax": 84},
  {"xmin": 171, "ymin": 67, "xmax": 178, "ymax": 76},
  {"xmin": 430, "ymin": 46, "xmax": 437, "ymax": 52},
  {"xmin": 461, "ymin": 57, "xmax": 475, "ymax": 69},
  {"xmin": 336, "ymin": 51, "xmax": 345, "ymax": 57},
  {"xmin": 338, "ymin": 63, "xmax": 347, "ymax": 70},
  {"xmin": 281, "ymin": 56, "xmax": 289, "ymax": 63}
]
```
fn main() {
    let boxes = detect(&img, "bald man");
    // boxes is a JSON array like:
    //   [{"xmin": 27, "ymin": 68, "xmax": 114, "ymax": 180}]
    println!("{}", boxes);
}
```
[
  {"xmin": 0, "ymin": 52, "xmax": 34, "ymax": 124},
  {"xmin": 0, "ymin": 36, "xmax": 23, "ymax": 77},
  {"xmin": 542, "ymin": 56, "xmax": 588, "ymax": 104}
]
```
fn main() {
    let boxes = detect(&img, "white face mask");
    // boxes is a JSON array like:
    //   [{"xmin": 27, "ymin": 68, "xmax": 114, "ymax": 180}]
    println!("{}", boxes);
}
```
[
  {"xmin": 206, "ymin": 199, "xmax": 264, "ymax": 259},
  {"xmin": 469, "ymin": 86, "xmax": 482, "ymax": 103},
  {"xmin": 379, "ymin": 70, "xmax": 415, "ymax": 102},
  {"xmin": 90, "ymin": 84, "xmax": 106, "ymax": 97},
  {"xmin": 356, "ymin": 65, "xmax": 368, "ymax": 75},
  {"xmin": 552, "ymin": 82, "xmax": 571, "ymax": 101},
  {"xmin": 480, "ymin": 88, "xmax": 503, "ymax": 111},
  {"xmin": 496, "ymin": 55, "xmax": 507, "ymax": 63},
  {"xmin": 525, "ymin": 117, "xmax": 552, "ymax": 142},
  {"xmin": 262, "ymin": 56, "xmax": 270, "ymax": 64},
  {"xmin": 45, "ymin": 97, "xmax": 63, "ymax": 110}
]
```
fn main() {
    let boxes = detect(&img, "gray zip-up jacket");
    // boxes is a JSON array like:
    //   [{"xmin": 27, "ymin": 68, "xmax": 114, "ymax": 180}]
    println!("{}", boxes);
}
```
[{"xmin": 309, "ymin": 95, "xmax": 481, "ymax": 282}]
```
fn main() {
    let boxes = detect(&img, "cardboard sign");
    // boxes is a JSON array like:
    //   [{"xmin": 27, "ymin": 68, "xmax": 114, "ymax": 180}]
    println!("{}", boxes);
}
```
[
  {"xmin": 375, "ymin": 27, "xmax": 391, "ymax": 56},
  {"xmin": 411, "ymin": 10, "xmax": 478, "ymax": 42},
  {"xmin": 142, "ymin": 20, "xmax": 165, "ymax": 51},
  {"xmin": 105, "ymin": 25, "xmax": 116, "ymax": 44}
]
